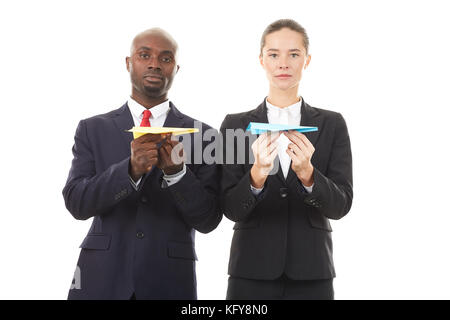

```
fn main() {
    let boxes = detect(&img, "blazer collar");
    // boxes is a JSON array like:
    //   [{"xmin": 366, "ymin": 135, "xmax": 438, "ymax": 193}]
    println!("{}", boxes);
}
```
[
  {"xmin": 164, "ymin": 101, "xmax": 186, "ymax": 128},
  {"xmin": 112, "ymin": 103, "xmax": 135, "ymax": 155},
  {"xmin": 245, "ymin": 99, "xmax": 269, "ymax": 123}
]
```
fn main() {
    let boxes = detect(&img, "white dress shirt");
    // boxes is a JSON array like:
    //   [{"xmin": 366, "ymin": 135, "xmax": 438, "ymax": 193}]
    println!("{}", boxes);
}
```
[
  {"xmin": 251, "ymin": 97, "xmax": 313, "ymax": 195},
  {"xmin": 127, "ymin": 97, "xmax": 186, "ymax": 190}
]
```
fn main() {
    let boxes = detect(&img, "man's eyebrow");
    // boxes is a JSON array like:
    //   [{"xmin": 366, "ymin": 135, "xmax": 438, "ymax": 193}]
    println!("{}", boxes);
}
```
[
  {"xmin": 136, "ymin": 47, "xmax": 174, "ymax": 55},
  {"xmin": 137, "ymin": 46, "xmax": 151, "ymax": 51},
  {"xmin": 160, "ymin": 50, "xmax": 175, "ymax": 56}
]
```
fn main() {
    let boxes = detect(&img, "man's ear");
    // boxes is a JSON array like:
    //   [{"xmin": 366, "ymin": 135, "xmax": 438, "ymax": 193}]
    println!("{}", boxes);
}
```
[
  {"xmin": 176, "ymin": 65, "xmax": 180, "ymax": 73},
  {"xmin": 126, "ymin": 57, "xmax": 130, "ymax": 72}
]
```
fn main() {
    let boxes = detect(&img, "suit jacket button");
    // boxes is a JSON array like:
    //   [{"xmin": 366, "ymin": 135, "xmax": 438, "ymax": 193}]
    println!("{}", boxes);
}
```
[
  {"xmin": 280, "ymin": 187, "xmax": 288, "ymax": 198},
  {"xmin": 136, "ymin": 231, "xmax": 144, "ymax": 239},
  {"xmin": 141, "ymin": 196, "xmax": 148, "ymax": 203}
]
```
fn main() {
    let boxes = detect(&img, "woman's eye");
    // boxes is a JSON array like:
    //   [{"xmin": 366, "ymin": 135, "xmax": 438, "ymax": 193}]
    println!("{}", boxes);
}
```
[
  {"xmin": 291, "ymin": 53, "xmax": 299, "ymax": 58},
  {"xmin": 269, "ymin": 54, "xmax": 278, "ymax": 58}
]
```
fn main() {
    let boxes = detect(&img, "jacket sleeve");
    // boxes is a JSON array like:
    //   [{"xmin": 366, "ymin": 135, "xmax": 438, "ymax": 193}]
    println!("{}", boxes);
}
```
[
  {"xmin": 220, "ymin": 115, "xmax": 269, "ymax": 223},
  {"xmin": 62, "ymin": 120, "xmax": 135, "ymax": 220},
  {"xmin": 301, "ymin": 113, "xmax": 353, "ymax": 220},
  {"xmin": 165, "ymin": 127, "xmax": 223, "ymax": 233}
]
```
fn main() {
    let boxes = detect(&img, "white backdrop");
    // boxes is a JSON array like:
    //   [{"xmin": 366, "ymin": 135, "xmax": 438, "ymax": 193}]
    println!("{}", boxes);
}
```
[{"xmin": 1, "ymin": 0, "xmax": 449, "ymax": 299}]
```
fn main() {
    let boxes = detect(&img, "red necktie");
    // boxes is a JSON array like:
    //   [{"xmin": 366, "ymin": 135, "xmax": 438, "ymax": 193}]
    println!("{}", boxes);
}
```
[{"xmin": 140, "ymin": 109, "xmax": 152, "ymax": 127}]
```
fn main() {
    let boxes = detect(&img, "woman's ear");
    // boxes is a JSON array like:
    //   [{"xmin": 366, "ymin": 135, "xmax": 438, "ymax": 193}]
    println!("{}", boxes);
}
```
[
  {"xmin": 304, "ymin": 54, "xmax": 311, "ymax": 70},
  {"xmin": 259, "ymin": 54, "xmax": 264, "ymax": 68}
]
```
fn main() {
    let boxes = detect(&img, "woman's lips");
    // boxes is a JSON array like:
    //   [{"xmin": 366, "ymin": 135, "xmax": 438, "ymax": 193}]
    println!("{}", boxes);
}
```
[{"xmin": 275, "ymin": 74, "xmax": 292, "ymax": 78}]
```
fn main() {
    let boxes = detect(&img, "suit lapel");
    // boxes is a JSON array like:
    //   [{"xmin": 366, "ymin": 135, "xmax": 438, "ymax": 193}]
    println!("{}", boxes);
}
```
[
  {"xmin": 244, "ymin": 100, "xmax": 269, "ymax": 124},
  {"xmin": 112, "ymin": 103, "xmax": 135, "ymax": 157},
  {"xmin": 299, "ymin": 99, "xmax": 322, "ymax": 147},
  {"xmin": 164, "ymin": 102, "xmax": 186, "ymax": 128}
]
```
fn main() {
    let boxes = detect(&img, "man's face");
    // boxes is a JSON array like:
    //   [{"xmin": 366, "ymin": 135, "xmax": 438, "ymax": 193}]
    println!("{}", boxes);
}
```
[
  {"xmin": 126, "ymin": 33, "xmax": 179, "ymax": 99},
  {"xmin": 260, "ymin": 28, "xmax": 311, "ymax": 91}
]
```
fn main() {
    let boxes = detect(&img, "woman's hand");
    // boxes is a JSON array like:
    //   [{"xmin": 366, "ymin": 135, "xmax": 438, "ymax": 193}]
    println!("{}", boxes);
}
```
[
  {"xmin": 250, "ymin": 131, "xmax": 281, "ymax": 188},
  {"xmin": 284, "ymin": 130, "xmax": 315, "ymax": 187}
]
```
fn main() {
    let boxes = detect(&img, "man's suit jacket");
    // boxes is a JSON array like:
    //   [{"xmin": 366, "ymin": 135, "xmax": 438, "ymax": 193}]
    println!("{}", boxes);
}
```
[
  {"xmin": 220, "ymin": 99, "xmax": 352, "ymax": 281},
  {"xmin": 63, "ymin": 102, "xmax": 222, "ymax": 299}
]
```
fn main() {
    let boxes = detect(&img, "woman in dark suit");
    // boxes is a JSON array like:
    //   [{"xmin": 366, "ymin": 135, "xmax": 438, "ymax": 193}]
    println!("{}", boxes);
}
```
[{"xmin": 220, "ymin": 19, "xmax": 353, "ymax": 300}]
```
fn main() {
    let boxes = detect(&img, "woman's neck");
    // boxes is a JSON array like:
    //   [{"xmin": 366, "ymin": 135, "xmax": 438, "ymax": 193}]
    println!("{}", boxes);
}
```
[{"xmin": 267, "ymin": 86, "xmax": 300, "ymax": 108}]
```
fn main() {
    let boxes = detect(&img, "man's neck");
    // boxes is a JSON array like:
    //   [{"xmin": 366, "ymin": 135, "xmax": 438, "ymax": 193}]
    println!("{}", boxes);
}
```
[
  {"xmin": 267, "ymin": 86, "xmax": 300, "ymax": 108},
  {"xmin": 131, "ymin": 90, "xmax": 168, "ymax": 109}
]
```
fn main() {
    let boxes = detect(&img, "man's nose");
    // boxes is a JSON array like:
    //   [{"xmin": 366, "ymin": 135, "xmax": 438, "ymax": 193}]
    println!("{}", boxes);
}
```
[{"xmin": 147, "ymin": 57, "xmax": 161, "ymax": 70}]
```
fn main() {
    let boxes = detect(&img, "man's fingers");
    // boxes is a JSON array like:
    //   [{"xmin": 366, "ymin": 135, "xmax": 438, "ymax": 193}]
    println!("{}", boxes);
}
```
[
  {"xmin": 136, "ymin": 133, "xmax": 164, "ymax": 144},
  {"xmin": 139, "ymin": 142, "xmax": 160, "ymax": 150},
  {"xmin": 166, "ymin": 137, "xmax": 181, "ymax": 149},
  {"xmin": 145, "ymin": 149, "xmax": 158, "ymax": 161},
  {"xmin": 158, "ymin": 144, "xmax": 170, "ymax": 163}
]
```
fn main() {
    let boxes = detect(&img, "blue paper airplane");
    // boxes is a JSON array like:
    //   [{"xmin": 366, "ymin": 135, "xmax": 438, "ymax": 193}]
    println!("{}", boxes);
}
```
[{"xmin": 246, "ymin": 122, "xmax": 318, "ymax": 135}]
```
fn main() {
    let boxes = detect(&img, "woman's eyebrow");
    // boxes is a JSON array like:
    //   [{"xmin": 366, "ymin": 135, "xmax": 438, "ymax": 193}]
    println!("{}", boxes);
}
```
[{"xmin": 266, "ymin": 48, "xmax": 302, "ymax": 52}]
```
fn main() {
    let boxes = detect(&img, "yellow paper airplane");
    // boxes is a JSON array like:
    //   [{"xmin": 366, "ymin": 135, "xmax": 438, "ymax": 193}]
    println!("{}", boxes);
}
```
[{"xmin": 127, "ymin": 126, "xmax": 199, "ymax": 139}]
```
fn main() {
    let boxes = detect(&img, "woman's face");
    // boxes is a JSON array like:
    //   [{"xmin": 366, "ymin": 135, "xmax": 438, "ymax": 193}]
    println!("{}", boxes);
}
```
[{"xmin": 260, "ymin": 28, "xmax": 311, "ymax": 91}]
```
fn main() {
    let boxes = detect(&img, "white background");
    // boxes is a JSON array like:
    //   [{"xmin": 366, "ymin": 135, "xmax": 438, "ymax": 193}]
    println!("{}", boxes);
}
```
[{"xmin": 0, "ymin": 0, "xmax": 449, "ymax": 299}]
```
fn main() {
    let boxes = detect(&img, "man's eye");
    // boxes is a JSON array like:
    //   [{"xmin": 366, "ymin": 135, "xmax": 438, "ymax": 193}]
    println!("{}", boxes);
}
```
[
  {"xmin": 161, "ymin": 57, "xmax": 172, "ymax": 63},
  {"xmin": 139, "ymin": 53, "xmax": 149, "ymax": 58}
]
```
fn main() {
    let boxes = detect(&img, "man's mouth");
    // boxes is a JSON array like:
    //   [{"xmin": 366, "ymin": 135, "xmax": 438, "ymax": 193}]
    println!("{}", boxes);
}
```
[{"xmin": 144, "ymin": 74, "xmax": 163, "ymax": 81}]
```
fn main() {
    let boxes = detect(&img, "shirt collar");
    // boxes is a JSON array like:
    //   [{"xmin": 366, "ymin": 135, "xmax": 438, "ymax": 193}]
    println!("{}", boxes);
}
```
[
  {"xmin": 266, "ymin": 97, "xmax": 302, "ymax": 118},
  {"xmin": 127, "ymin": 97, "xmax": 170, "ymax": 120}
]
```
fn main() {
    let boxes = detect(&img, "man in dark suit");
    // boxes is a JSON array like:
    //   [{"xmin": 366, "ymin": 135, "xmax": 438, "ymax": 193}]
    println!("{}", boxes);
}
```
[
  {"xmin": 63, "ymin": 28, "xmax": 222, "ymax": 299},
  {"xmin": 220, "ymin": 19, "xmax": 353, "ymax": 300}
]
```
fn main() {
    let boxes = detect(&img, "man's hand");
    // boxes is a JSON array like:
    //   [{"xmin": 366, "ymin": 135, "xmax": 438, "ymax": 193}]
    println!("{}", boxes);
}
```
[
  {"xmin": 250, "ymin": 131, "xmax": 281, "ymax": 188},
  {"xmin": 157, "ymin": 134, "xmax": 185, "ymax": 175},
  {"xmin": 284, "ymin": 130, "xmax": 315, "ymax": 187},
  {"xmin": 129, "ymin": 133, "xmax": 164, "ymax": 181}
]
